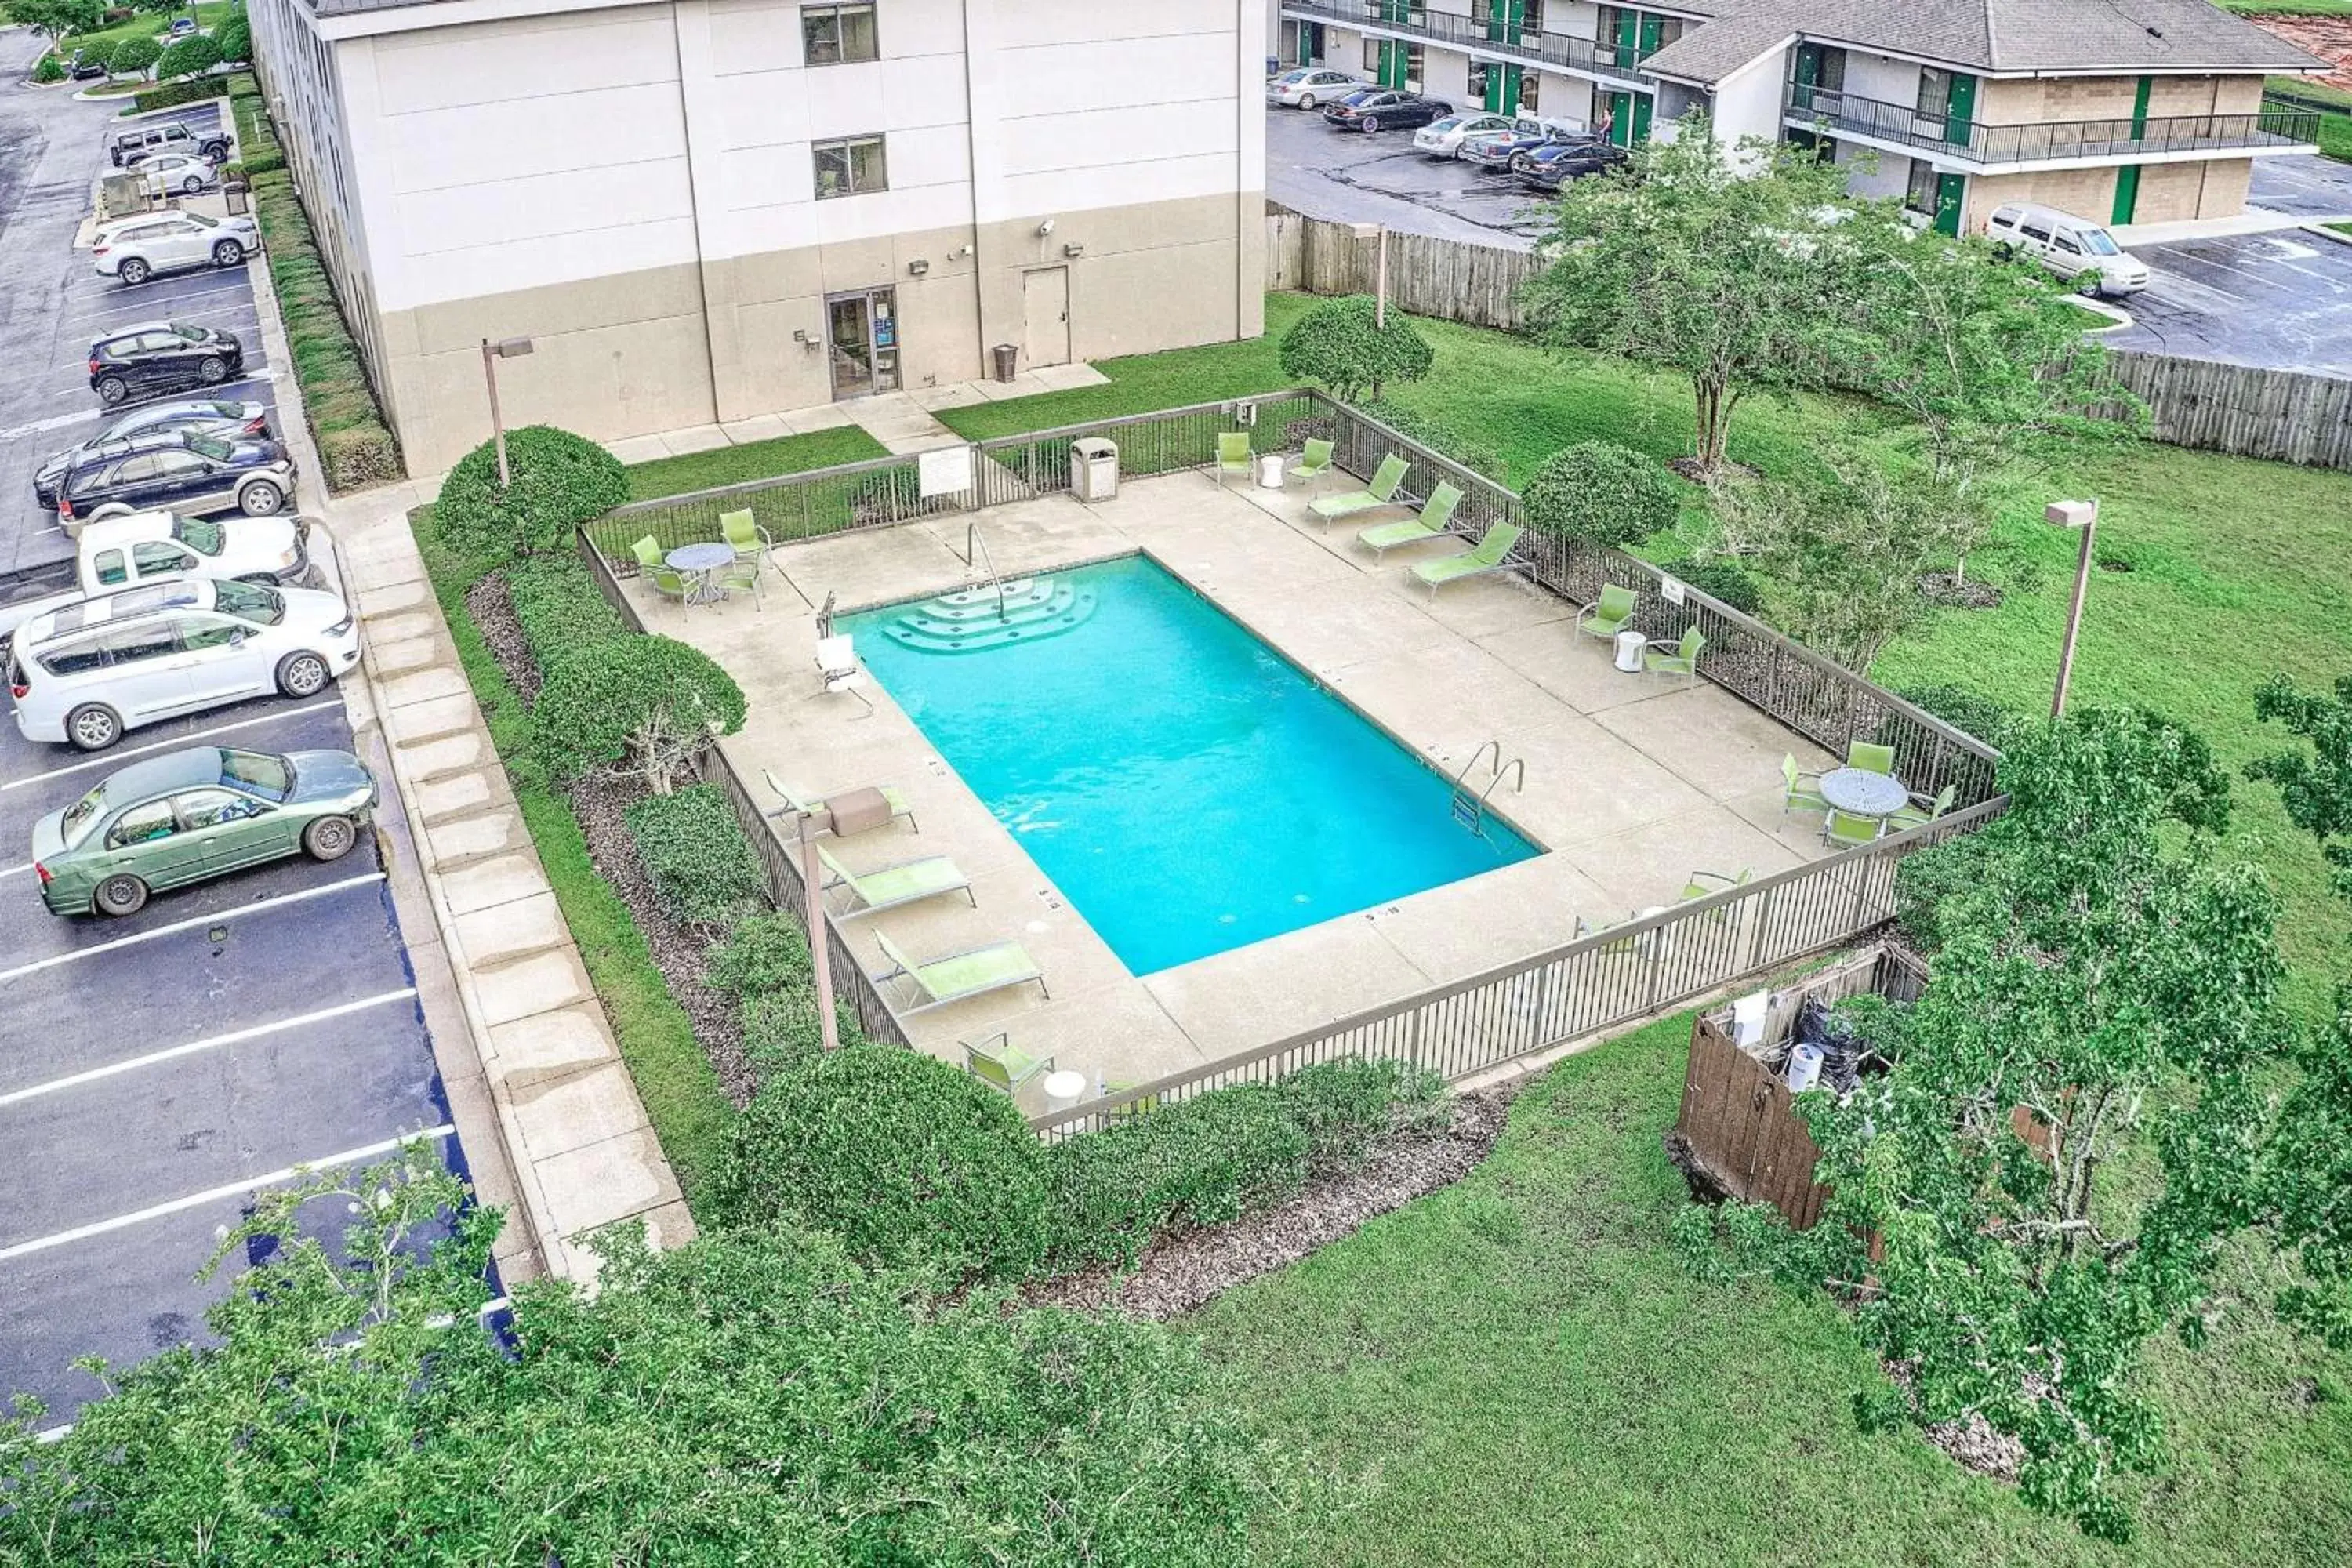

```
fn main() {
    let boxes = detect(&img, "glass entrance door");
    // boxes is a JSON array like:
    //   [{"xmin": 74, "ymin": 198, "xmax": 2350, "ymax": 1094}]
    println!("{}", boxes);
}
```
[{"xmin": 826, "ymin": 286, "xmax": 900, "ymax": 401}]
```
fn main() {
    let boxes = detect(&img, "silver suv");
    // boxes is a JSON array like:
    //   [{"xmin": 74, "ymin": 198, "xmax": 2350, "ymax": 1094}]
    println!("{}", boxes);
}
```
[{"xmin": 109, "ymin": 120, "xmax": 230, "ymax": 169}]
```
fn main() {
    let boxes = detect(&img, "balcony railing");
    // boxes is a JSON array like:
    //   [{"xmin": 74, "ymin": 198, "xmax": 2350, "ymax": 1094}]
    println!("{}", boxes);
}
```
[
  {"xmin": 1280, "ymin": 0, "xmax": 1654, "ymax": 86},
  {"xmin": 1785, "ymin": 85, "xmax": 2321, "ymax": 165}
]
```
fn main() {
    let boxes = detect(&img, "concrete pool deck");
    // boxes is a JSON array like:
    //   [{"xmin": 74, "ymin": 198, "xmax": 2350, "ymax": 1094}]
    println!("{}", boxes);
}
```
[{"xmin": 622, "ymin": 471, "xmax": 1841, "ymax": 1101}]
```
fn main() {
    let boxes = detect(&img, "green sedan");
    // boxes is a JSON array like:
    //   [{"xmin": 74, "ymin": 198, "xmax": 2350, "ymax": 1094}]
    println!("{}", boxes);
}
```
[{"xmin": 32, "ymin": 746, "xmax": 379, "ymax": 917}]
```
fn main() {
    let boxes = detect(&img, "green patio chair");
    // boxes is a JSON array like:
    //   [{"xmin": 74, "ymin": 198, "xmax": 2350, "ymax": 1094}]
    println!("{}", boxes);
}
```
[
  {"xmin": 1781, "ymin": 753, "xmax": 1828, "ymax": 819},
  {"xmin": 963, "ymin": 1033, "xmax": 1053, "ymax": 1094},
  {"xmin": 1358, "ymin": 481, "xmax": 1465, "ymax": 557},
  {"xmin": 1214, "ymin": 431, "xmax": 1254, "ymax": 488},
  {"xmin": 1576, "ymin": 583, "xmax": 1637, "ymax": 643},
  {"xmin": 1308, "ymin": 453, "xmax": 1411, "ymax": 528},
  {"xmin": 1847, "ymin": 740, "xmax": 1896, "ymax": 776},
  {"xmin": 1575, "ymin": 912, "xmax": 1643, "ymax": 958},
  {"xmin": 1290, "ymin": 437, "xmax": 1336, "ymax": 486},
  {"xmin": 1680, "ymin": 868, "xmax": 1752, "ymax": 901},
  {"xmin": 762, "ymin": 767, "xmax": 917, "ymax": 833},
  {"xmin": 1642, "ymin": 625, "xmax": 1705, "ymax": 686},
  {"xmin": 1102, "ymin": 1078, "xmax": 1162, "ymax": 1123},
  {"xmin": 874, "ymin": 931, "xmax": 1049, "ymax": 1015},
  {"xmin": 815, "ymin": 842, "xmax": 974, "ymax": 919},
  {"xmin": 1822, "ymin": 808, "xmax": 1883, "ymax": 849},
  {"xmin": 720, "ymin": 507, "xmax": 771, "ymax": 568},
  {"xmin": 630, "ymin": 535, "xmax": 686, "ymax": 600},
  {"xmin": 718, "ymin": 558, "xmax": 762, "ymax": 608},
  {"xmin": 1412, "ymin": 521, "xmax": 1524, "ymax": 597},
  {"xmin": 1889, "ymin": 781, "xmax": 1956, "ymax": 833}
]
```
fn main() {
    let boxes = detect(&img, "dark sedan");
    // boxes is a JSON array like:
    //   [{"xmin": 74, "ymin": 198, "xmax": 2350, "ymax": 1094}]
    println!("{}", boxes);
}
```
[
  {"xmin": 1513, "ymin": 139, "xmax": 1628, "ymax": 188},
  {"xmin": 57, "ymin": 430, "xmax": 298, "ymax": 531},
  {"xmin": 88, "ymin": 321, "xmax": 245, "ymax": 408},
  {"xmin": 34, "ymin": 399, "xmax": 270, "ymax": 509},
  {"xmin": 1322, "ymin": 89, "xmax": 1452, "ymax": 134},
  {"xmin": 67, "ymin": 49, "xmax": 108, "ymax": 80}
]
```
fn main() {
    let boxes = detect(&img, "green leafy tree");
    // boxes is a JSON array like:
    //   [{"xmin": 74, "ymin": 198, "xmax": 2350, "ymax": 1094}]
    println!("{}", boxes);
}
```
[
  {"xmin": 2248, "ymin": 671, "xmax": 2352, "ymax": 903},
  {"xmin": 434, "ymin": 423, "xmax": 630, "ymax": 564},
  {"xmin": 7, "ymin": 0, "xmax": 103, "ymax": 38},
  {"xmin": 211, "ymin": 9, "xmax": 249, "ymax": 63},
  {"xmin": 152, "ymin": 30, "xmax": 220, "ymax": 80},
  {"xmin": 1522, "ymin": 119, "xmax": 1869, "ymax": 475},
  {"xmin": 1279, "ymin": 292, "xmax": 1434, "ymax": 403},
  {"xmin": 532, "ymin": 632, "xmax": 746, "ymax": 792},
  {"xmin": 1519, "ymin": 439, "xmax": 1683, "ymax": 550},
  {"xmin": 106, "ymin": 33, "xmax": 159, "ymax": 74}
]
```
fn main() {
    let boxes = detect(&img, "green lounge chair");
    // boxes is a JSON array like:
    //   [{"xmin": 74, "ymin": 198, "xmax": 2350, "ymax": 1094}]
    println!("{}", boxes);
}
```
[
  {"xmin": 1358, "ymin": 481, "xmax": 1465, "ymax": 557},
  {"xmin": 1577, "ymin": 583, "xmax": 1636, "ymax": 643},
  {"xmin": 1290, "ymin": 437, "xmax": 1336, "ymax": 486},
  {"xmin": 1642, "ymin": 625, "xmax": 1705, "ymax": 686},
  {"xmin": 1681, "ymin": 867, "xmax": 1753, "ymax": 929},
  {"xmin": 816, "ymin": 842, "xmax": 973, "ymax": 919},
  {"xmin": 1889, "ymin": 782, "xmax": 1955, "ymax": 832},
  {"xmin": 1413, "ymin": 521, "xmax": 1523, "ymax": 598},
  {"xmin": 1847, "ymin": 740, "xmax": 1896, "ymax": 776},
  {"xmin": 1781, "ymin": 753, "xmax": 1828, "ymax": 819},
  {"xmin": 720, "ymin": 507, "xmax": 771, "ymax": 568},
  {"xmin": 1308, "ymin": 453, "xmax": 1410, "ymax": 528},
  {"xmin": 630, "ymin": 535, "xmax": 686, "ymax": 600},
  {"xmin": 1822, "ymin": 808, "xmax": 1883, "ymax": 848},
  {"xmin": 762, "ymin": 767, "xmax": 917, "ymax": 833},
  {"xmin": 875, "ymin": 931, "xmax": 1048, "ymax": 1015},
  {"xmin": 1214, "ymin": 431, "xmax": 1254, "ymax": 488},
  {"xmin": 963, "ymin": 1033, "xmax": 1053, "ymax": 1094}
]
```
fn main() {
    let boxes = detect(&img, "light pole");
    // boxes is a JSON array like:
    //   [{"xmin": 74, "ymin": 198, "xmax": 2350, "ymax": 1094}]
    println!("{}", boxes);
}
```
[
  {"xmin": 479, "ymin": 336, "xmax": 535, "ymax": 488},
  {"xmin": 2045, "ymin": 498, "xmax": 2099, "ymax": 719}
]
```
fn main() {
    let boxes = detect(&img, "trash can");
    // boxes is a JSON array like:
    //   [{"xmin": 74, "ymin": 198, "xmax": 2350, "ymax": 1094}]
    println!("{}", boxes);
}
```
[
  {"xmin": 224, "ymin": 181, "xmax": 249, "ymax": 216},
  {"xmin": 1070, "ymin": 437, "xmax": 1119, "ymax": 501},
  {"xmin": 990, "ymin": 343, "xmax": 1020, "ymax": 382}
]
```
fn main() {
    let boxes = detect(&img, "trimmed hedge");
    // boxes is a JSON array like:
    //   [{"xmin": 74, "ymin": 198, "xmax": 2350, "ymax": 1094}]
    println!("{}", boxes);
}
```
[
  {"xmin": 436, "ymin": 426, "xmax": 628, "ymax": 566},
  {"xmin": 154, "ymin": 34, "xmax": 222, "ymax": 82},
  {"xmin": 129, "ymin": 76, "xmax": 227, "ymax": 113},
  {"xmin": 1523, "ymin": 440, "xmax": 1686, "ymax": 550},
  {"xmin": 245, "ymin": 169, "xmax": 404, "ymax": 490},
  {"xmin": 530, "ymin": 632, "xmax": 746, "ymax": 787},
  {"xmin": 33, "ymin": 55, "xmax": 66, "ymax": 85},
  {"xmin": 505, "ymin": 554, "xmax": 628, "ymax": 669},
  {"xmin": 622, "ymin": 783, "xmax": 765, "ymax": 930},
  {"xmin": 107, "ymin": 35, "xmax": 160, "ymax": 74},
  {"xmin": 1658, "ymin": 555, "xmax": 1762, "ymax": 616},
  {"xmin": 708, "ymin": 910, "xmax": 855, "ymax": 1085}
]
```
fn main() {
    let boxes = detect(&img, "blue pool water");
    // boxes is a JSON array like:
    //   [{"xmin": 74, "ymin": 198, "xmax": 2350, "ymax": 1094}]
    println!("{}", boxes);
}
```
[{"xmin": 842, "ymin": 555, "xmax": 1538, "ymax": 975}]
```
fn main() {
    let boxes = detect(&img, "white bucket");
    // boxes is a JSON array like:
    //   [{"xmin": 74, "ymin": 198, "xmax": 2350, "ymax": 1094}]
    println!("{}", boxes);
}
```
[{"xmin": 1785, "ymin": 1042, "xmax": 1824, "ymax": 1094}]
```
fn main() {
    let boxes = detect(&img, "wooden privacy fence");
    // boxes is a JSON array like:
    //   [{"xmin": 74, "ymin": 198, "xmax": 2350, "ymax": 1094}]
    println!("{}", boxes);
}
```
[{"xmin": 1265, "ymin": 208, "xmax": 1541, "ymax": 331}]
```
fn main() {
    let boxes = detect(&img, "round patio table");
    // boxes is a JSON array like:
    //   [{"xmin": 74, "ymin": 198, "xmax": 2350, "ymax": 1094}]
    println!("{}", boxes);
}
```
[
  {"xmin": 666, "ymin": 541, "xmax": 736, "ymax": 604},
  {"xmin": 1818, "ymin": 767, "xmax": 1909, "ymax": 818}
]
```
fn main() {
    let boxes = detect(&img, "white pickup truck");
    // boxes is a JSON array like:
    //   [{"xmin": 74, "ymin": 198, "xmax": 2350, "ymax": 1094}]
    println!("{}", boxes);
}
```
[{"xmin": 0, "ymin": 510, "xmax": 312, "ymax": 653}]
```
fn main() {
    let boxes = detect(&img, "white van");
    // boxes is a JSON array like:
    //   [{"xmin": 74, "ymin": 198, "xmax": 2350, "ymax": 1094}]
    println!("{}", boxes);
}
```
[
  {"xmin": 8, "ymin": 578, "xmax": 360, "ymax": 751},
  {"xmin": 1984, "ymin": 204, "xmax": 2149, "ymax": 298}
]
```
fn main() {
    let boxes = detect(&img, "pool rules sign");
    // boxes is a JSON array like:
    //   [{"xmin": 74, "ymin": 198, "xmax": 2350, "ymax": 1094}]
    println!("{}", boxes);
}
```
[{"xmin": 920, "ymin": 445, "xmax": 975, "ymax": 499}]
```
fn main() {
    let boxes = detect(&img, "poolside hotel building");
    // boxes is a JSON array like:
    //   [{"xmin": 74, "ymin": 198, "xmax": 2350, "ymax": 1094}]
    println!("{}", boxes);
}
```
[{"xmin": 245, "ymin": 0, "xmax": 1271, "ymax": 472}]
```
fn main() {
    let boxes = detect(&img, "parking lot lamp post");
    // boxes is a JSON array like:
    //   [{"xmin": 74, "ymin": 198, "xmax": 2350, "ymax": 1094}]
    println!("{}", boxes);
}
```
[
  {"xmin": 479, "ymin": 336, "xmax": 535, "ymax": 488},
  {"xmin": 2046, "ymin": 498, "xmax": 2099, "ymax": 718},
  {"xmin": 796, "ymin": 810, "xmax": 844, "ymax": 1054}
]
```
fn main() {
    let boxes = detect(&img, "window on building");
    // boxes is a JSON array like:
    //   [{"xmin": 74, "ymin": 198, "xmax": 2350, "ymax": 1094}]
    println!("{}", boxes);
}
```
[
  {"xmin": 1364, "ymin": 38, "xmax": 1381, "ymax": 74},
  {"xmin": 1405, "ymin": 43, "xmax": 1424, "ymax": 91},
  {"xmin": 1915, "ymin": 67, "xmax": 1952, "ymax": 125},
  {"xmin": 1519, "ymin": 71, "xmax": 1538, "ymax": 111},
  {"xmin": 1468, "ymin": 60, "xmax": 1490, "ymax": 100},
  {"xmin": 803, "ymin": 4, "xmax": 878, "ymax": 65},
  {"xmin": 1526, "ymin": 0, "xmax": 1545, "ymax": 34},
  {"xmin": 813, "ymin": 135, "xmax": 887, "ymax": 198},
  {"xmin": 1904, "ymin": 158, "xmax": 1938, "ymax": 217}
]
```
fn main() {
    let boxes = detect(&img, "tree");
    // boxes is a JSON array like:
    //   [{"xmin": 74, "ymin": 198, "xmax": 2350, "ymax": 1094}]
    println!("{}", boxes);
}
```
[
  {"xmin": 1279, "ymin": 292, "xmax": 1433, "ymax": 403},
  {"xmin": 153, "ymin": 31, "xmax": 220, "ymax": 80},
  {"xmin": 5, "ymin": 0, "xmax": 103, "ymax": 38},
  {"xmin": 1705, "ymin": 452, "xmax": 1980, "ymax": 671},
  {"xmin": 0, "ymin": 1151, "xmax": 1271, "ymax": 1564},
  {"xmin": 1682, "ymin": 710, "xmax": 2296, "ymax": 1540},
  {"xmin": 532, "ymin": 633, "xmax": 746, "ymax": 792},
  {"xmin": 433, "ymin": 423, "xmax": 630, "ymax": 566},
  {"xmin": 2248, "ymin": 671, "xmax": 2352, "ymax": 903},
  {"xmin": 1519, "ymin": 439, "xmax": 1683, "ymax": 550},
  {"xmin": 211, "ymin": 9, "xmax": 250, "ymax": 64},
  {"xmin": 107, "ymin": 34, "xmax": 160, "ymax": 74},
  {"xmin": 1521, "ymin": 119, "xmax": 1871, "ymax": 475}
]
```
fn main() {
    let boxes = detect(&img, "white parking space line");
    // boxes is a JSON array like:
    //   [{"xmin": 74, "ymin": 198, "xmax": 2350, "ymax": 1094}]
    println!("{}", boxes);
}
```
[
  {"xmin": 0, "ymin": 1124, "xmax": 456, "ymax": 1261},
  {"xmin": 61, "ymin": 279, "xmax": 253, "ymax": 331},
  {"xmin": 0, "ymin": 410, "xmax": 105, "ymax": 443},
  {"xmin": 71, "ymin": 303, "xmax": 261, "ymax": 340},
  {"xmin": 0, "ymin": 989, "xmax": 418, "ymax": 1109},
  {"xmin": 2, "ymin": 700, "xmax": 339, "ymax": 790},
  {"xmin": 0, "ymin": 872, "xmax": 386, "ymax": 985},
  {"xmin": 0, "ymin": 862, "xmax": 30, "ymax": 878}
]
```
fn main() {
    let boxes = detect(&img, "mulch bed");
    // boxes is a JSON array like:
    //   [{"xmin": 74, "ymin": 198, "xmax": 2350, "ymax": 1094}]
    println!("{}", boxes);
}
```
[{"xmin": 1022, "ymin": 1086, "xmax": 1519, "ymax": 1321}]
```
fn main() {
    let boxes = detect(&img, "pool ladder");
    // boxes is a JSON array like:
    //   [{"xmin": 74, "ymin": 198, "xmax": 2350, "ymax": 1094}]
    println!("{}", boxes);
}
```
[
  {"xmin": 954, "ymin": 521, "xmax": 1014, "ymax": 622},
  {"xmin": 1450, "ymin": 740, "xmax": 1525, "ymax": 837}
]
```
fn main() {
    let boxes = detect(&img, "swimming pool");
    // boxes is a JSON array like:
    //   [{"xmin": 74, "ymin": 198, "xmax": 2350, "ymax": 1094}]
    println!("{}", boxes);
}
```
[{"xmin": 843, "ymin": 555, "xmax": 1539, "ymax": 975}]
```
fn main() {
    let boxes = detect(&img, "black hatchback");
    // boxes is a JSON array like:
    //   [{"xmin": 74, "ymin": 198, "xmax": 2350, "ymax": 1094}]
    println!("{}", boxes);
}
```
[
  {"xmin": 1323, "ymin": 89, "xmax": 1452, "ymax": 134},
  {"xmin": 88, "ymin": 322, "xmax": 246, "ymax": 408},
  {"xmin": 33, "ymin": 399, "xmax": 270, "ymax": 509},
  {"xmin": 56, "ymin": 429, "xmax": 298, "ymax": 529}
]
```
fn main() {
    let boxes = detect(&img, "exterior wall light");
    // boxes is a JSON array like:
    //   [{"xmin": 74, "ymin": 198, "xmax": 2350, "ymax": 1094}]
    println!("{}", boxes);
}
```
[{"xmin": 907, "ymin": 258, "xmax": 930, "ymax": 275}]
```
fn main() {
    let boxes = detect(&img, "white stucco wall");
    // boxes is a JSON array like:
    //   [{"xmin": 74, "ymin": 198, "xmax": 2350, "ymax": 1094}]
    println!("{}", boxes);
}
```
[{"xmin": 1843, "ymin": 48, "xmax": 1919, "ymax": 108}]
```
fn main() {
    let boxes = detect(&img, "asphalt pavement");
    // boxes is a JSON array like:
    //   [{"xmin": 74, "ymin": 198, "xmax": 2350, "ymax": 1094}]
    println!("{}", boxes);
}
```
[
  {"xmin": 1265, "ymin": 99, "xmax": 1552, "ymax": 251},
  {"xmin": 2105, "ymin": 222, "xmax": 2352, "ymax": 377}
]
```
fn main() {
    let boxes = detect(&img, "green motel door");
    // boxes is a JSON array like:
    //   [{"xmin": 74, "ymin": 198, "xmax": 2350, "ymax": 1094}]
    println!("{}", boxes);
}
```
[
  {"xmin": 1933, "ymin": 172, "xmax": 1965, "ymax": 237},
  {"xmin": 1485, "ymin": 64, "xmax": 1524, "ymax": 113},
  {"xmin": 1603, "ymin": 91, "xmax": 1653, "ymax": 147},
  {"xmin": 1486, "ymin": 0, "xmax": 1524, "ymax": 45},
  {"xmin": 2111, "ymin": 165, "xmax": 2143, "ymax": 226}
]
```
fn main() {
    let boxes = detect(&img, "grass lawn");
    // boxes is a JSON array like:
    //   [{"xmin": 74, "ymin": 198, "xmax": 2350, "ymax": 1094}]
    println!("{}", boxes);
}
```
[
  {"xmin": 1192, "ymin": 1014, "xmax": 2352, "ymax": 1566},
  {"xmin": 56, "ymin": 2, "xmax": 234, "ymax": 60},
  {"xmin": 2224, "ymin": 0, "xmax": 2352, "ymax": 16},
  {"xmin": 621, "ymin": 426, "xmax": 884, "ymax": 503}
]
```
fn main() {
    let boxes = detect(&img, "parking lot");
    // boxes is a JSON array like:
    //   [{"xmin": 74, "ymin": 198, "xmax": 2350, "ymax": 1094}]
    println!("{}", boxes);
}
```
[
  {"xmin": 2106, "ymin": 225, "xmax": 2352, "ymax": 376},
  {"xmin": 1265, "ymin": 100, "xmax": 1552, "ymax": 250},
  {"xmin": 0, "ymin": 46, "xmax": 469, "ymax": 1425}
]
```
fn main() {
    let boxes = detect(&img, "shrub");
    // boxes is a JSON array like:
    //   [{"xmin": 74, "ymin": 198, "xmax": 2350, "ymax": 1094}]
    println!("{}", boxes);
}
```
[
  {"xmin": 101, "ymin": 5, "xmax": 132, "ymax": 21},
  {"xmin": 212, "ymin": 11, "xmax": 249, "ymax": 63},
  {"xmin": 532, "ymin": 633, "xmax": 746, "ymax": 790},
  {"xmin": 32, "ymin": 54, "xmax": 65, "ymax": 83},
  {"xmin": 129, "ymin": 76, "xmax": 227, "ymax": 111},
  {"xmin": 1522, "ymin": 440, "xmax": 1685, "ymax": 551},
  {"xmin": 1658, "ymin": 555, "xmax": 1762, "ymax": 615},
  {"xmin": 1893, "ymin": 682, "xmax": 2019, "ymax": 750},
  {"xmin": 1360, "ymin": 397, "xmax": 1506, "ymax": 482},
  {"xmin": 1279, "ymin": 293, "xmax": 1434, "ymax": 403},
  {"xmin": 245, "ymin": 169, "xmax": 403, "ymax": 490},
  {"xmin": 622, "ymin": 784, "xmax": 765, "ymax": 929},
  {"xmin": 107, "ymin": 34, "xmax": 159, "ymax": 74},
  {"xmin": 504, "ymin": 554, "xmax": 626, "ymax": 671},
  {"xmin": 1042, "ymin": 1083, "xmax": 1312, "ymax": 1270},
  {"xmin": 153, "ymin": 31, "xmax": 220, "ymax": 81},
  {"xmin": 741, "ymin": 986, "xmax": 829, "ymax": 1082},
  {"xmin": 1277, "ymin": 1057, "xmax": 1448, "ymax": 1176},
  {"xmin": 706, "ymin": 909, "xmax": 812, "ymax": 997},
  {"xmin": 435, "ymin": 426, "xmax": 629, "ymax": 566},
  {"xmin": 723, "ymin": 1044, "xmax": 1051, "ymax": 1281}
]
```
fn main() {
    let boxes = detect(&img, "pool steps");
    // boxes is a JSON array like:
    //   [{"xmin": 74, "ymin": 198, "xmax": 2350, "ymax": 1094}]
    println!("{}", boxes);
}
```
[{"xmin": 881, "ymin": 576, "xmax": 1098, "ymax": 652}]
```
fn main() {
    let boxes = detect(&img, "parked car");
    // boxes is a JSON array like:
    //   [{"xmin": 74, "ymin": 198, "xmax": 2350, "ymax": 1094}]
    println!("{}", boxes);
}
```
[
  {"xmin": 89, "ymin": 321, "xmax": 245, "ymax": 407},
  {"xmin": 32, "ymin": 400, "xmax": 270, "ymax": 510},
  {"xmin": 58, "ymin": 430, "xmax": 296, "ymax": 532},
  {"xmin": 1514, "ymin": 138, "xmax": 1628, "ymax": 189},
  {"xmin": 93, "ymin": 209, "xmax": 261, "ymax": 287},
  {"xmin": 1414, "ymin": 111, "xmax": 1528, "ymax": 158},
  {"xmin": 0, "ymin": 510, "xmax": 313, "ymax": 654},
  {"xmin": 1983, "ymin": 203, "xmax": 2149, "ymax": 297},
  {"xmin": 1267, "ymin": 67, "xmax": 1361, "ymax": 111},
  {"xmin": 166, "ymin": 15, "xmax": 197, "ymax": 36},
  {"xmin": 1322, "ymin": 89, "xmax": 1451, "ymax": 134},
  {"xmin": 30, "ymin": 743, "xmax": 377, "ymax": 916},
  {"xmin": 9, "ymin": 576, "xmax": 359, "ymax": 754},
  {"xmin": 110, "ymin": 120, "xmax": 231, "ymax": 168},
  {"xmin": 1461, "ymin": 120, "xmax": 1570, "ymax": 168},
  {"xmin": 136, "ymin": 152, "xmax": 219, "ymax": 197},
  {"xmin": 67, "ymin": 49, "xmax": 107, "ymax": 81}
]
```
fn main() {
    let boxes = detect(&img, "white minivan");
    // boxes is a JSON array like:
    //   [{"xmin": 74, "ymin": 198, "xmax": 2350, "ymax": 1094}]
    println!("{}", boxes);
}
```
[
  {"xmin": 1984, "ymin": 204, "xmax": 2149, "ymax": 297},
  {"xmin": 8, "ymin": 579, "xmax": 360, "ymax": 751}
]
